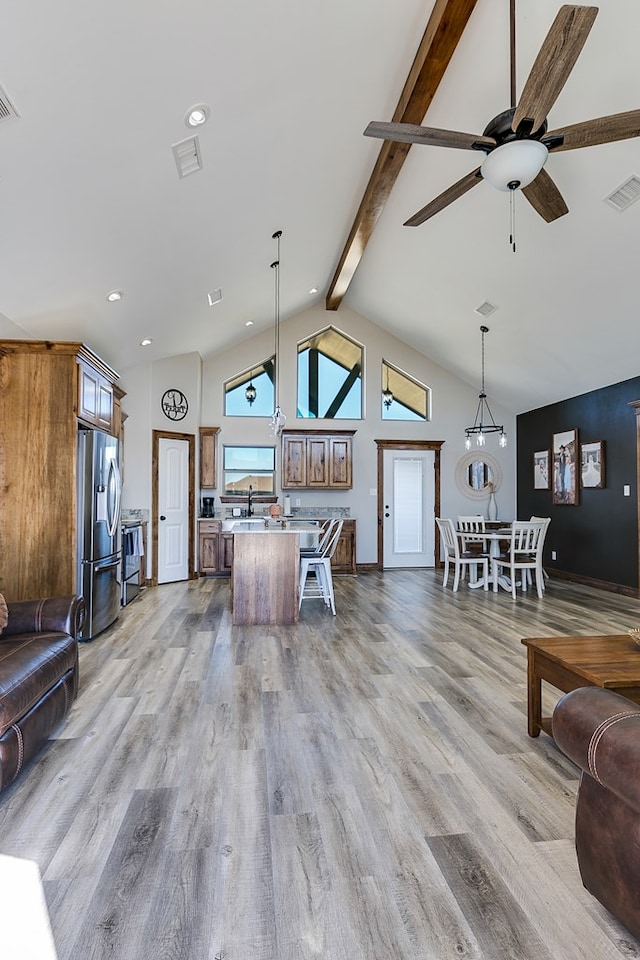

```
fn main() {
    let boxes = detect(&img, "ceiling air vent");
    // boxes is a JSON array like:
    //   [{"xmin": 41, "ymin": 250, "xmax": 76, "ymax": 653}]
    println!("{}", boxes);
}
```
[
  {"xmin": 604, "ymin": 175, "xmax": 640, "ymax": 212},
  {"xmin": 172, "ymin": 135, "xmax": 203, "ymax": 178},
  {"xmin": 474, "ymin": 300, "xmax": 497, "ymax": 318},
  {"xmin": 207, "ymin": 288, "xmax": 223, "ymax": 307},
  {"xmin": 0, "ymin": 83, "xmax": 19, "ymax": 125}
]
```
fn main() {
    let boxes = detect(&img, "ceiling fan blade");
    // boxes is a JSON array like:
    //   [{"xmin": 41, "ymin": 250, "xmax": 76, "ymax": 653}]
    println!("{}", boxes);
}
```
[
  {"xmin": 512, "ymin": 5, "xmax": 598, "ymax": 136},
  {"xmin": 546, "ymin": 110, "xmax": 640, "ymax": 152},
  {"xmin": 364, "ymin": 121, "xmax": 495, "ymax": 152},
  {"xmin": 404, "ymin": 168, "xmax": 482, "ymax": 226},
  {"xmin": 521, "ymin": 168, "xmax": 569, "ymax": 222}
]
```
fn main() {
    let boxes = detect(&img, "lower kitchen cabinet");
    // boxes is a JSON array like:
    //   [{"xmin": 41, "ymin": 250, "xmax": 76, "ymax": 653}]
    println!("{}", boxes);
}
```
[
  {"xmin": 332, "ymin": 519, "xmax": 357, "ymax": 575},
  {"xmin": 199, "ymin": 518, "xmax": 357, "ymax": 577},
  {"xmin": 199, "ymin": 520, "xmax": 222, "ymax": 575}
]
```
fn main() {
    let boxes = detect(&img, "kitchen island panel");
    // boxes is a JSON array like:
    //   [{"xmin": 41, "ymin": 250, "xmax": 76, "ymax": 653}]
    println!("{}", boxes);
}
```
[{"xmin": 232, "ymin": 532, "xmax": 300, "ymax": 625}]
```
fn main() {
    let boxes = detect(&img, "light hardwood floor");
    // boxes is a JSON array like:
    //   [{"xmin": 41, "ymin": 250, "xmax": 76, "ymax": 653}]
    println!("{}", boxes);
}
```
[{"xmin": 2, "ymin": 571, "xmax": 640, "ymax": 959}]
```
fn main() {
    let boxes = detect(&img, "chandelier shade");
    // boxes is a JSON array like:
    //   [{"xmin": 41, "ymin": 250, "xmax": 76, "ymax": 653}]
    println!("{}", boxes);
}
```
[{"xmin": 465, "ymin": 325, "xmax": 507, "ymax": 450}]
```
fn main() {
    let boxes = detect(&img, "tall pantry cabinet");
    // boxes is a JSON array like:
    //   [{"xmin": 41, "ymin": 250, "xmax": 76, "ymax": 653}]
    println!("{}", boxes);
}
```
[{"xmin": 0, "ymin": 340, "xmax": 120, "ymax": 601}]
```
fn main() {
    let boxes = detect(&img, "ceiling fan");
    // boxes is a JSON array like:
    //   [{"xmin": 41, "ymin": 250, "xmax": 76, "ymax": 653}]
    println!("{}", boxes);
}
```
[{"xmin": 364, "ymin": 3, "xmax": 640, "ymax": 227}]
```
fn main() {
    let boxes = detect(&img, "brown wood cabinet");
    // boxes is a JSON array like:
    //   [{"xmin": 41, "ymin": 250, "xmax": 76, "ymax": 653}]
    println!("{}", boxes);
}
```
[
  {"xmin": 281, "ymin": 430, "xmax": 354, "ymax": 489},
  {"xmin": 332, "ymin": 519, "xmax": 357, "ymax": 575},
  {"xmin": 0, "ymin": 339, "xmax": 120, "ymax": 601},
  {"xmin": 198, "ymin": 518, "xmax": 357, "ymax": 577},
  {"xmin": 78, "ymin": 357, "xmax": 116, "ymax": 432},
  {"xmin": 198, "ymin": 520, "xmax": 222, "ymax": 575},
  {"xmin": 200, "ymin": 427, "xmax": 220, "ymax": 489}
]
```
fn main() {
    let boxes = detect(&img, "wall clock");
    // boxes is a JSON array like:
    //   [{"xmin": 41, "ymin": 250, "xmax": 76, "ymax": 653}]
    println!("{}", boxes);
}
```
[{"xmin": 161, "ymin": 388, "xmax": 188, "ymax": 421}]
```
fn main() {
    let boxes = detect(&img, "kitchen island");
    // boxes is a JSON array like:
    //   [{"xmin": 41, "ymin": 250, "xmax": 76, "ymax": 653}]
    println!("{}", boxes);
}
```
[{"xmin": 230, "ymin": 521, "xmax": 319, "ymax": 625}]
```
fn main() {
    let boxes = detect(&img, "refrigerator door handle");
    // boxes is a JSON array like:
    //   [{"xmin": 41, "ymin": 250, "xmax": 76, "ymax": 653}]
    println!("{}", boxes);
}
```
[
  {"xmin": 106, "ymin": 458, "xmax": 122, "ymax": 539},
  {"xmin": 94, "ymin": 557, "xmax": 120, "ymax": 574}
]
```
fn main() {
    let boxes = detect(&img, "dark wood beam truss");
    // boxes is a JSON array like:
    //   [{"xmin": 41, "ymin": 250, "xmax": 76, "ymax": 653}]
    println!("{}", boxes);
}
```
[{"xmin": 325, "ymin": 0, "xmax": 480, "ymax": 311}]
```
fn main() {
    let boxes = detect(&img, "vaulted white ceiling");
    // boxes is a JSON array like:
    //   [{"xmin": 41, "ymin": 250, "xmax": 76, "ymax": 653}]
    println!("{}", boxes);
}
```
[{"xmin": 1, "ymin": 0, "xmax": 639, "ymax": 413}]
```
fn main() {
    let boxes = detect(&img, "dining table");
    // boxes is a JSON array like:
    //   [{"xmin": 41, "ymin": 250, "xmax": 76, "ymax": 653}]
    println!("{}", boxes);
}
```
[{"xmin": 457, "ymin": 525, "xmax": 514, "ymax": 591}]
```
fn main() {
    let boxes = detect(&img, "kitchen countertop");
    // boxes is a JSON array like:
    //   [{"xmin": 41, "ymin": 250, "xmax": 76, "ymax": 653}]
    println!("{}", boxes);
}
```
[{"xmin": 229, "ymin": 521, "xmax": 318, "ymax": 534}]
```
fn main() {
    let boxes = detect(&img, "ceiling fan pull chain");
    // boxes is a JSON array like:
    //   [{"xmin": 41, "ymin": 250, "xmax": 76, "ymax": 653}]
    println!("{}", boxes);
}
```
[{"xmin": 509, "ymin": 187, "xmax": 516, "ymax": 253}]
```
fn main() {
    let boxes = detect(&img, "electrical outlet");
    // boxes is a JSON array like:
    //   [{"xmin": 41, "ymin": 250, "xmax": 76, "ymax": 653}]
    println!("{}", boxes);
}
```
[
  {"xmin": 295, "ymin": 498, "xmax": 301, "ymax": 507},
  {"xmin": 624, "ymin": 485, "xmax": 631, "ymax": 496},
  {"xmin": 551, "ymin": 550, "xmax": 557, "ymax": 561}
]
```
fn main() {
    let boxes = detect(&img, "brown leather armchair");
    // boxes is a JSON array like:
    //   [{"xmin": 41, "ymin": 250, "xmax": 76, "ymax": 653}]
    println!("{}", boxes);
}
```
[
  {"xmin": 553, "ymin": 686, "xmax": 640, "ymax": 939},
  {"xmin": 0, "ymin": 595, "xmax": 84, "ymax": 793}
]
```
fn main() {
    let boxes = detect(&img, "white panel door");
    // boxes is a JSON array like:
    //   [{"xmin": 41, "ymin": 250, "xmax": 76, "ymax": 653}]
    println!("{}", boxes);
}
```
[
  {"xmin": 382, "ymin": 450, "xmax": 435, "ymax": 568},
  {"xmin": 158, "ymin": 437, "xmax": 189, "ymax": 583}
]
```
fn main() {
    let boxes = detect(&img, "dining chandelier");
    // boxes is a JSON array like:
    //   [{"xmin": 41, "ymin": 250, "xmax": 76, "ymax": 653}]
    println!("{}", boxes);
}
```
[
  {"xmin": 269, "ymin": 229, "xmax": 286, "ymax": 437},
  {"xmin": 464, "ymin": 325, "xmax": 507, "ymax": 450}
]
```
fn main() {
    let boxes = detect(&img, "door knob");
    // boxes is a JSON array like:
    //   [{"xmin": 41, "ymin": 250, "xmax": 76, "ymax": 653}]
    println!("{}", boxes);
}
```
[{"xmin": 160, "ymin": 515, "xmax": 166, "ymax": 521}]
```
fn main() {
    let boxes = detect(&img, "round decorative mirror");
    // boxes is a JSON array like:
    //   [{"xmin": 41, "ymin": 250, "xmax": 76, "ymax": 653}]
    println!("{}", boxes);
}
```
[{"xmin": 455, "ymin": 452, "xmax": 503, "ymax": 501}]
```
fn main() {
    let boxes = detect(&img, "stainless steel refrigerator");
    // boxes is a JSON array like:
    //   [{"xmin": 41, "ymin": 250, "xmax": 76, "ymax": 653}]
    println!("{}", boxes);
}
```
[{"xmin": 77, "ymin": 428, "xmax": 122, "ymax": 640}]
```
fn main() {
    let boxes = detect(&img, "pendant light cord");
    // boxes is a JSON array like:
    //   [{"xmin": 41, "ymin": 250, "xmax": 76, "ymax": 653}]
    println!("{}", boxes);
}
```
[{"xmin": 271, "ymin": 230, "xmax": 282, "ymax": 409}]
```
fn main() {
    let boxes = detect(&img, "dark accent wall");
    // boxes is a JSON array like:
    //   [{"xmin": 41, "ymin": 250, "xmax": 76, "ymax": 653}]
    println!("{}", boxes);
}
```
[{"xmin": 517, "ymin": 376, "xmax": 639, "ymax": 591}]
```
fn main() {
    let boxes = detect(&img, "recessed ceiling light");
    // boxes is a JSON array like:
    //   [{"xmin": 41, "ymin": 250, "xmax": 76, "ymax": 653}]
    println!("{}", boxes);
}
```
[
  {"xmin": 140, "ymin": 337, "xmax": 152, "ymax": 347},
  {"xmin": 309, "ymin": 287, "xmax": 318, "ymax": 294},
  {"xmin": 106, "ymin": 290, "xmax": 123, "ymax": 302},
  {"xmin": 185, "ymin": 104, "xmax": 210, "ymax": 128},
  {"xmin": 245, "ymin": 320, "xmax": 254, "ymax": 327}
]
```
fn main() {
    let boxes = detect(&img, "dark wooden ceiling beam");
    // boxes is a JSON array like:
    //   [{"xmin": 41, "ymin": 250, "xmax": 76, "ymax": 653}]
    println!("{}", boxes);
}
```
[{"xmin": 325, "ymin": 0, "xmax": 480, "ymax": 311}]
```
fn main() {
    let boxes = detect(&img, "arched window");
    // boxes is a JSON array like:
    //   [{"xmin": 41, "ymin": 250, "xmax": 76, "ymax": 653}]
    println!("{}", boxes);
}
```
[
  {"xmin": 381, "ymin": 360, "xmax": 430, "ymax": 421},
  {"xmin": 297, "ymin": 326, "xmax": 362, "ymax": 419},
  {"xmin": 224, "ymin": 358, "xmax": 275, "ymax": 417}
]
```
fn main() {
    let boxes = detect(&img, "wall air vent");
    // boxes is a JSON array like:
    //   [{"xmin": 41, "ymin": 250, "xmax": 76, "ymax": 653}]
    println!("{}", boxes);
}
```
[
  {"xmin": 0, "ymin": 83, "xmax": 19, "ymax": 125},
  {"xmin": 604, "ymin": 175, "xmax": 640, "ymax": 212},
  {"xmin": 474, "ymin": 300, "xmax": 497, "ymax": 318},
  {"xmin": 172, "ymin": 135, "xmax": 203, "ymax": 178}
]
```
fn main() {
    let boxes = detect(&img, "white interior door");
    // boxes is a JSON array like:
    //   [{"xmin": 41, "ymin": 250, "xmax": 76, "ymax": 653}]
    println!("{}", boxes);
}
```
[
  {"xmin": 383, "ymin": 450, "xmax": 435, "ymax": 568},
  {"xmin": 158, "ymin": 437, "xmax": 189, "ymax": 583}
]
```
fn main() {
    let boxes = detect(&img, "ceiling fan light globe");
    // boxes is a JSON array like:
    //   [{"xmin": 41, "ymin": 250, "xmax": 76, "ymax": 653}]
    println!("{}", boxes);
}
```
[{"xmin": 480, "ymin": 140, "xmax": 548, "ymax": 192}]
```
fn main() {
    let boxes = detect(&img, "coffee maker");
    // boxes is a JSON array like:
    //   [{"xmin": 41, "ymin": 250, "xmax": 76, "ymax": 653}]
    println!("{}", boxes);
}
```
[{"xmin": 202, "ymin": 497, "xmax": 215, "ymax": 517}]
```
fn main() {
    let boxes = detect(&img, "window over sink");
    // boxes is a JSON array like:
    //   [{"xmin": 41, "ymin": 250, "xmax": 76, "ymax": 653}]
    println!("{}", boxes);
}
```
[{"xmin": 222, "ymin": 446, "xmax": 276, "ymax": 495}]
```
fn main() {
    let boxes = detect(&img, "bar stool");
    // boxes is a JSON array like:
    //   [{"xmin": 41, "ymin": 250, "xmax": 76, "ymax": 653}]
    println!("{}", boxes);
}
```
[{"xmin": 299, "ymin": 519, "xmax": 343, "ymax": 615}]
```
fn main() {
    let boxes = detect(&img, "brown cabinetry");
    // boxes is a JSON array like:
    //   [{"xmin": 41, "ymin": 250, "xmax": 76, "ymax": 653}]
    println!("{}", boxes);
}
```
[
  {"xmin": 198, "ymin": 520, "xmax": 234, "ymax": 576},
  {"xmin": 0, "ymin": 339, "xmax": 120, "ymax": 601},
  {"xmin": 332, "ymin": 519, "xmax": 357, "ymax": 574},
  {"xmin": 200, "ymin": 427, "xmax": 220, "ymax": 489},
  {"xmin": 281, "ymin": 430, "xmax": 354, "ymax": 489},
  {"xmin": 78, "ymin": 357, "xmax": 116, "ymax": 432},
  {"xmin": 198, "ymin": 521, "xmax": 221, "ymax": 575},
  {"xmin": 198, "ymin": 518, "xmax": 357, "ymax": 577}
]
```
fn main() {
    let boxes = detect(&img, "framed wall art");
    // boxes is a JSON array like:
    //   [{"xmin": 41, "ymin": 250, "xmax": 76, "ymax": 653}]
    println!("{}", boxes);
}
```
[
  {"xmin": 533, "ymin": 450, "xmax": 550, "ymax": 490},
  {"xmin": 552, "ymin": 428, "xmax": 579, "ymax": 505},
  {"xmin": 581, "ymin": 440, "xmax": 605, "ymax": 489}
]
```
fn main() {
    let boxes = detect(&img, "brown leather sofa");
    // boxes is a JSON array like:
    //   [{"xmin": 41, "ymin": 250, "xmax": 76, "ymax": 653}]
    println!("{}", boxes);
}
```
[
  {"xmin": 0, "ymin": 595, "xmax": 84, "ymax": 793},
  {"xmin": 553, "ymin": 686, "xmax": 640, "ymax": 939}
]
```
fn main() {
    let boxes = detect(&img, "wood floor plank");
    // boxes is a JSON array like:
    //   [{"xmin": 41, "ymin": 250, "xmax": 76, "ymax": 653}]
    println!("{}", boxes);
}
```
[{"xmin": 1, "ymin": 572, "xmax": 640, "ymax": 959}]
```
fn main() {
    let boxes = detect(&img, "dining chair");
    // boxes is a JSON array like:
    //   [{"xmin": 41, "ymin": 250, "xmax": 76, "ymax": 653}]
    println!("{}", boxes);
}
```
[
  {"xmin": 436, "ymin": 517, "xmax": 489, "ymax": 592},
  {"xmin": 529, "ymin": 515, "xmax": 551, "ymax": 584},
  {"xmin": 299, "ymin": 519, "xmax": 344, "ymax": 614},
  {"xmin": 456, "ymin": 515, "xmax": 487, "ymax": 577},
  {"xmin": 491, "ymin": 520, "xmax": 546, "ymax": 599}
]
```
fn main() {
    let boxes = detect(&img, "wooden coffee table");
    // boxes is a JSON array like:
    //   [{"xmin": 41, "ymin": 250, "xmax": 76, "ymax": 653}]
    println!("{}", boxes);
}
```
[{"xmin": 521, "ymin": 634, "xmax": 640, "ymax": 737}]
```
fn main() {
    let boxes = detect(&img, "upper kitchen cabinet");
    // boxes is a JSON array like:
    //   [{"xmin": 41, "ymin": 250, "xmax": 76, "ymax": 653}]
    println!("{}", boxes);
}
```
[
  {"xmin": 78, "ymin": 355, "xmax": 116, "ymax": 432},
  {"xmin": 281, "ymin": 430, "xmax": 355, "ymax": 489},
  {"xmin": 200, "ymin": 427, "xmax": 220, "ymax": 489},
  {"xmin": 0, "ymin": 339, "xmax": 120, "ymax": 601}
]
